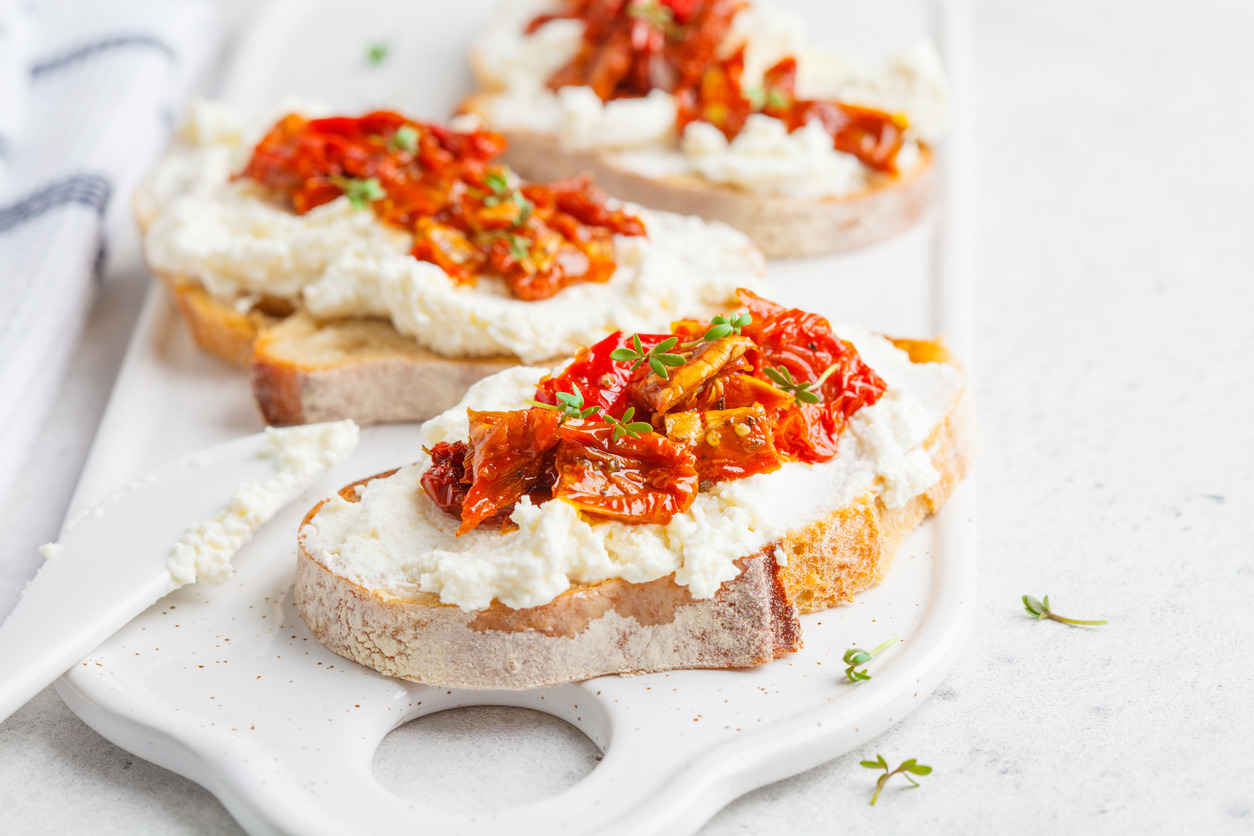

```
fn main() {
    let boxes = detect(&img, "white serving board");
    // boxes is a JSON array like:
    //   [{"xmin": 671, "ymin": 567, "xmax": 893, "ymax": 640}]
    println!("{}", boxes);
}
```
[{"xmin": 54, "ymin": 0, "xmax": 975, "ymax": 833}]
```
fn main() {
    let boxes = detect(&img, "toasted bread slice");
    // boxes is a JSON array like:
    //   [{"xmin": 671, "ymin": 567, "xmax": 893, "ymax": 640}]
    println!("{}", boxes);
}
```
[
  {"xmin": 296, "ymin": 474, "xmax": 803, "ymax": 690},
  {"xmin": 460, "ymin": 92, "xmax": 933, "ymax": 259},
  {"xmin": 153, "ymin": 272, "xmax": 518, "ymax": 426},
  {"xmin": 293, "ymin": 340, "xmax": 973, "ymax": 690},
  {"xmin": 134, "ymin": 120, "xmax": 764, "ymax": 427}
]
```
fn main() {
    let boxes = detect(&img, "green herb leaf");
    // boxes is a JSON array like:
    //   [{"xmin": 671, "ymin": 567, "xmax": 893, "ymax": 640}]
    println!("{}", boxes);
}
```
[
  {"xmin": 333, "ymin": 176, "xmax": 386, "ymax": 210},
  {"xmin": 766, "ymin": 89, "xmax": 792, "ymax": 109},
  {"xmin": 504, "ymin": 233, "xmax": 529, "ymax": 263},
  {"xmin": 626, "ymin": 0, "xmax": 675, "ymax": 30},
  {"xmin": 485, "ymin": 170, "xmax": 509, "ymax": 194},
  {"xmin": 842, "ymin": 637, "xmax": 899, "ymax": 682},
  {"xmin": 366, "ymin": 42, "xmax": 390, "ymax": 66},
  {"xmin": 612, "ymin": 334, "xmax": 686, "ymax": 380},
  {"xmin": 684, "ymin": 312, "xmax": 753, "ymax": 346},
  {"xmin": 525, "ymin": 385, "xmax": 600, "ymax": 424},
  {"xmin": 763, "ymin": 360, "xmax": 840, "ymax": 407},
  {"xmin": 1022, "ymin": 594, "xmax": 1107, "ymax": 626},
  {"xmin": 482, "ymin": 168, "xmax": 535, "ymax": 228},
  {"xmin": 863, "ymin": 755, "xmax": 931, "ymax": 805},
  {"xmin": 389, "ymin": 125, "xmax": 418, "ymax": 152},
  {"xmin": 515, "ymin": 195, "xmax": 535, "ymax": 226}
]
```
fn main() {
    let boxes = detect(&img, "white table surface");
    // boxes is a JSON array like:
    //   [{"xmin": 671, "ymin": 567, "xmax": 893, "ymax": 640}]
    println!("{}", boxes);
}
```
[{"xmin": 3, "ymin": 1, "xmax": 1253, "ymax": 833}]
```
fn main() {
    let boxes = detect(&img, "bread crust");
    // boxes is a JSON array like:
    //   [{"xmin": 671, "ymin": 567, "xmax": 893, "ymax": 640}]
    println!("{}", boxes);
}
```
[
  {"xmin": 251, "ymin": 315, "xmax": 518, "ymax": 426},
  {"xmin": 459, "ymin": 91, "xmax": 934, "ymax": 258},
  {"xmin": 295, "ymin": 477, "xmax": 802, "ymax": 690},
  {"xmin": 293, "ymin": 358, "xmax": 973, "ymax": 689}
]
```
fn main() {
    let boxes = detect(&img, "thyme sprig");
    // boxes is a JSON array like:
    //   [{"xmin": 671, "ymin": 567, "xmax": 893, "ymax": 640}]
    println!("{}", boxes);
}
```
[
  {"xmin": 483, "ymin": 168, "xmax": 534, "ymax": 226},
  {"xmin": 604, "ymin": 406, "xmax": 654, "ymax": 441},
  {"xmin": 702, "ymin": 312, "xmax": 752, "ymax": 341},
  {"xmin": 763, "ymin": 362, "xmax": 840, "ymax": 406},
  {"xmin": 525, "ymin": 389, "xmax": 653, "ymax": 439},
  {"xmin": 861, "ymin": 755, "xmax": 932, "ymax": 805},
  {"xmin": 681, "ymin": 312, "xmax": 752, "ymax": 348},
  {"xmin": 842, "ymin": 637, "xmax": 899, "ymax": 682},
  {"xmin": 611, "ymin": 334, "xmax": 686, "ymax": 379},
  {"xmin": 1022, "ymin": 595, "xmax": 1107, "ymax": 626},
  {"xmin": 332, "ymin": 176, "xmax": 386, "ymax": 210},
  {"xmin": 526, "ymin": 384, "xmax": 598, "ymax": 423}
]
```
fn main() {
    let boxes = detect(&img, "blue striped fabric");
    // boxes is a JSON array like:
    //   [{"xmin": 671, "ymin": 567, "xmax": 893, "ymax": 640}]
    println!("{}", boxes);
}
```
[{"xmin": 0, "ymin": 0, "xmax": 219, "ymax": 499}]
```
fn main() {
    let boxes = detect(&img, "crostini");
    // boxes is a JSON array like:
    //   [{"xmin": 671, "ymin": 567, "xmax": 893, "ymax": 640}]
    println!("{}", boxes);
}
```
[
  {"xmin": 134, "ymin": 101, "xmax": 767, "ymax": 425},
  {"xmin": 295, "ymin": 290, "xmax": 973, "ymax": 689},
  {"xmin": 464, "ymin": 0, "xmax": 951, "ymax": 257}
]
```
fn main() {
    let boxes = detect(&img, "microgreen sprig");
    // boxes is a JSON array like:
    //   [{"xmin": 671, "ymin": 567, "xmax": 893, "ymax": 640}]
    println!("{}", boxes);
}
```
[
  {"xmin": 702, "ymin": 312, "xmax": 752, "ymax": 342},
  {"xmin": 483, "ymin": 168, "xmax": 534, "ymax": 226},
  {"xmin": 526, "ymin": 385, "xmax": 599, "ymax": 423},
  {"xmin": 503, "ymin": 232, "xmax": 529, "ymax": 263},
  {"xmin": 525, "ymin": 391, "xmax": 654, "ymax": 440},
  {"xmin": 389, "ymin": 124, "xmax": 418, "ymax": 152},
  {"xmin": 626, "ymin": 0, "xmax": 675, "ymax": 30},
  {"xmin": 744, "ymin": 86, "xmax": 792, "ymax": 111},
  {"xmin": 680, "ymin": 312, "xmax": 753, "ymax": 349},
  {"xmin": 861, "ymin": 755, "xmax": 932, "ymax": 805},
  {"xmin": 332, "ymin": 176, "xmax": 386, "ymax": 210},
  {"xmin": 603, "ymin": 406, "xmax": 654, "ymax": 441},
  {"xmin": 763, "ymin": 362, "xmax": 841, "ymax": 406},
  {"xmin": 842, "ymin": 637, "xmax": 899, "ymax": 682},
  {"xmin": 484, "ymin": 229, "xmax": 531, "ymax": 263},
  {"xmin": 611, "ymin": 334, "xmax": 686, "ymax": 379},
  {"xmin": 1022, "ymin": 594, "xmax": 1107, "ymax": 627},
  {"xmin": 366, "ymin": 42, "xmax": 390, "ymax": 66}
]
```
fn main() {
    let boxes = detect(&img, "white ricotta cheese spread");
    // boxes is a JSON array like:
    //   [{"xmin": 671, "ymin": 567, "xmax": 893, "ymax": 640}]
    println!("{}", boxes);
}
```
[
  {"xmin": 472, "ymin": 3, "xmax": 949, "ymax": 198},
  {"xmin": 300, "ymin": 332, "xmax": 963, "ymax": 612},
  {"xmin": 143, "ymin": 100, "xmax": 767, "ymax": 364},
  {"xmin": 167, "ymin": 420, "xmax": 359, "ymax": 587}
]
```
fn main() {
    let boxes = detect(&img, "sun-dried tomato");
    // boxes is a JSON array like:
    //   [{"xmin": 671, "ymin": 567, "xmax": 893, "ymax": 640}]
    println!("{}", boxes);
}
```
[
  {"xmin": 420, "ymin": 441, "xmax": 471, "ymax": 518},
  {"xmin": 239, "ymin": 112, "xmax": 644, "ymax": 301},
  {"xmin": 541, "ymin": 0, "xmax": 743, "ymax": 100},
  {"xmin": 437, "ymin": 290, "xmax": 889, "ymax": 530},
  {"xmin": 533, "ymin": 330, "xmax": 672, "ymax": 418},
  {"xmin": 553, "ymin": 422, "xmax": 698, "ymax": 524},
  {"xmin": 533, "ymin": 4, "xmax": 908, "ymax": 171},
  {"xmin": 663, "ymin": 404, "xmax": 780, "ymax": 482},
  {"xmin": 459, "ymin": 409, "xmax": 563, "ymax": 534},
  {"xmin": 628, "ymin": 335, "xmax": 751, "ymax": 415},
  {"xmin": 675, "ymin": 46, "xmax": 753, "ymax": 140},
  {"xmin": 737, "ymin": 289, "xmax": 886, "ymax": 461}
]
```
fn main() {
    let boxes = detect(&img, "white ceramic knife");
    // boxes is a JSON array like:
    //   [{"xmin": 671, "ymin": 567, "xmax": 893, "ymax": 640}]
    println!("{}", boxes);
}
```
[{"xmin": 0, "ymin": 430, "xmax": 349, "ymax": 724}]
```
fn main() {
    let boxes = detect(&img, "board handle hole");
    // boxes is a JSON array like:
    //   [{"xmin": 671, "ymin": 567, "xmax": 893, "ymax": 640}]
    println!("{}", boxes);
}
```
[{"xmin": 372, "ymin": 706, "xmax": 602, "ymax": 812}]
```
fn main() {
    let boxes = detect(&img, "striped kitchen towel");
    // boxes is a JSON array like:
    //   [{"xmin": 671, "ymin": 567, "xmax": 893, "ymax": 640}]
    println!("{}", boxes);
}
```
[{"xmin": 0, "ymin": 0, "xmax": 219, "ymax": 498}]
